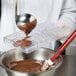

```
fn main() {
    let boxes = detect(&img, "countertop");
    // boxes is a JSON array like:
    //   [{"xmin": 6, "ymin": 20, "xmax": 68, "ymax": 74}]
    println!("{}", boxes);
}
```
[
  {"xmin": 0, "ymin": 55, "xmax": 76, "ymax": 76},
  {"xmin": 53, "ymin": 55, "xmax": 76, "ymax": 76}
]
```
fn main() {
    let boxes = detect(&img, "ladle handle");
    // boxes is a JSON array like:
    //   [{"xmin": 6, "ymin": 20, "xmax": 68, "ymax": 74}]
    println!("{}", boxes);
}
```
[
  {"xmin": 15, "ymin": 0, "xmax": 18, "ymax": 16},
  {"xmin": 51, "ymin": 29, "xmax": 76, "ymax": 62}
]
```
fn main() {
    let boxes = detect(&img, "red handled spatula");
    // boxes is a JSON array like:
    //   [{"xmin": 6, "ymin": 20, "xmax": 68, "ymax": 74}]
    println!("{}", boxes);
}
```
[{"xmin": 47, "ymin": 29, "xmax": 76, "ymax": 65}]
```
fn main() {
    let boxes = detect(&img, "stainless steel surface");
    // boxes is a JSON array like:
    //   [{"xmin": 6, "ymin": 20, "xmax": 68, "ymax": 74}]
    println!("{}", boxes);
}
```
[
  {"xmin": 66, "ymin": 45, "xmax": 76, "ymax": 55},
  {"xmin": 53, "ymin": 55, "xmax": 76, "ymax": 76},
  {"xmin": 0, "ymin": 48, "xmax": 62, "ymax": 76},
  {"xmin": 0, "ymin": 55, "xmax": 76, "ymax": 76},
  {"xmin": 16, "ymin": 13, "xmax": 37, "ymax": 26}
]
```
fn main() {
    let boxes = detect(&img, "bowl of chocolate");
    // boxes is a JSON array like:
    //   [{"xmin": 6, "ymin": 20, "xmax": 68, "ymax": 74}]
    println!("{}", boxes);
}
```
[{"xmin": 0, "ymin": 48, "xmax": 63, "ymax": 76}]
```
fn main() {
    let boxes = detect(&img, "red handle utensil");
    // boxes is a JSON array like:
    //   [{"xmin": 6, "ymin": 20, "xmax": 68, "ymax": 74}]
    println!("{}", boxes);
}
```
[{"xmin": 51, "ymin": 29, "xmax": 76, "ymax": 62}]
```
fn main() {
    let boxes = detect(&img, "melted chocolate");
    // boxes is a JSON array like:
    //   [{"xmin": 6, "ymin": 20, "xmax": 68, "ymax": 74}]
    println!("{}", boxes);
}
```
[
  {"xmin": 18, "ymin": 19, "xmax": 37, "ymax": 35},
  {"xmin": 13, "ymin": 39, "xmax": 32, "ymax": 48},
  {"xmin": 10, "ymin": 59, "xmax": 49, "ymax": 72}
]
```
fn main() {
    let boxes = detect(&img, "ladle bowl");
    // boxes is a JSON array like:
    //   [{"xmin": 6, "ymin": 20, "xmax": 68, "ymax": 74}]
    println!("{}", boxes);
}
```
[{"xmin": 16, "ymin": 13, "xmax": 37, "ymax": 35}]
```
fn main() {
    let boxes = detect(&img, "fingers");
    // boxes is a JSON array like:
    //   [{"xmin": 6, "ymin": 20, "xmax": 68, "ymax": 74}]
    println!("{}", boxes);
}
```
[{"xmin": 57, "ymin": 21, "xmax": 66, "ymax": 28}]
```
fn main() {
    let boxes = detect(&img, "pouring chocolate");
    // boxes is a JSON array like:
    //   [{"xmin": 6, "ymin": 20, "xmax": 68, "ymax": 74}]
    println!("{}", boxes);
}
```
[
  {"xmin": 15, "ymin": 0, "xmax": 37, "ymax": 36},
  {"xmin": 16, "ymin": 14, "xmax": 37, "ymax": 36}
]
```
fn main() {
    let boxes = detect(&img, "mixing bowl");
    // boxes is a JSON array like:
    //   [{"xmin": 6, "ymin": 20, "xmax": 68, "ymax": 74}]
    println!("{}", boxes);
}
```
[{"xmin": 0, "ymin": 48, "xmax": 63, "ymax": 76}]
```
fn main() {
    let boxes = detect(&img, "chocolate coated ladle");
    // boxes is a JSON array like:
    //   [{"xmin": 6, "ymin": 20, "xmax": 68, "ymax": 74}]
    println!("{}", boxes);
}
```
[{"xmin": 15, "ymin": 0, "xmax": 37, "ymax": 36}]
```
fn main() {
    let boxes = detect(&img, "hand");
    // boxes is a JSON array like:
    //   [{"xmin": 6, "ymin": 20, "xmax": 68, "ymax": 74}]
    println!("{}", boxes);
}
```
[{"xmin": 36, "ymin": 21, "xmax": 69, "ymax": 40}]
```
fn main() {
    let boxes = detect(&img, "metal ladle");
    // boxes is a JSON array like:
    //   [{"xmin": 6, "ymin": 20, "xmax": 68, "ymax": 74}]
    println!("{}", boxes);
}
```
[{"xmin": 15, "ymin": 0, "xmax": 37, "ymax": 36}]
